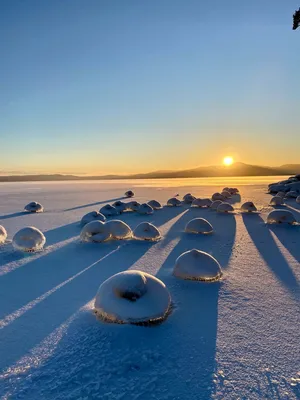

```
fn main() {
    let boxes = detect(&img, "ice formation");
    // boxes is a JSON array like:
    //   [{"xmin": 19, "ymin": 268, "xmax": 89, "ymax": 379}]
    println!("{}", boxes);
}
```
[
  {"xmin": 24, "ymin": 201, "xmax": 44, "ymax": 213},
  {"xmin": 241, "ymin": 201, "xmax": 257, "ymax": 213},
  {"xmin": 185, "ymin": 218, "xmax": 213, "ymax": 234},
  {"xmin": 12, "ymin": 226, "xmax": 46, "ymax": 252},
  {"xmin": 167, "ymin": 197, "xmax": 182, "ymax": 207},
  {"xmin": 147, "ymin": 200, "xmax": 162, "ymax": 210},
  {"xmin": 0, "ymin": 225, "xmax": 7, "ymax": 244},
  {"xmin": 191, "ymin": 198, "xmax": 212, "ymax": 208},
  {"xmin": 105, "ymin": 220, "xmax": 133, "ymax": 239},
  {"xmin": 80, "ymin": 221, "xmax": 111, "ymax": 243},
  {"xmin": 267, "ymin": 210, "xmax": 297, "ymax": 225},
  {"xmin": 80, "ymin": 211, "xmax": 106, "ymax": 226},
  {"xmin": 99, "ymin": 204, "xmax": 119, "ymax": 217},
  {"xmin": 217, "ymin": 202, "xmax": 234, "ymax": 213},
  {"xmin": 133, "ymin": 222, "xmax": 161, "ymax": 241}
]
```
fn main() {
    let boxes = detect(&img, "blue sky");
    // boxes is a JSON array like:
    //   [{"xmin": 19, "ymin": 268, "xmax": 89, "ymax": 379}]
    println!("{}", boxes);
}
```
[{"xmin": 1, "ymin": 0, "xmax": 299, "ymax": 174}]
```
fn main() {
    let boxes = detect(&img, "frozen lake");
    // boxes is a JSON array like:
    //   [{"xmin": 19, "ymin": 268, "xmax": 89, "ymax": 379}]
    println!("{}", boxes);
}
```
[{"xmin": 0, "ymin": 178, "xmax": 299, "ymax": 399}]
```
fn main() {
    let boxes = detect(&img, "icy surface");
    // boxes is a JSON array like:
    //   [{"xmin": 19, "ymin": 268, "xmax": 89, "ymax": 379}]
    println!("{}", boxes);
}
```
[{"xmin": 0, "ymin": 178, "xmax": 299, "ymax": 399}]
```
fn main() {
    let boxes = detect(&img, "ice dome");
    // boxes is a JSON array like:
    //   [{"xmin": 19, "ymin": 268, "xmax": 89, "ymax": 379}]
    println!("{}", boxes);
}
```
[
  {"xmin": 105, "ymin": 220, "xmax": 132, "ymax": 240},
  {"xmin": 133, "ymin": 222, "xmax": 161, "ymax": 241},
  {"xmin": 192, "ymin": 198, "xmax": 212, "ymax": 208},
  {"xmin": 183, "ymin": 193, "xmax": 196, "ymax": 204},
  {"xmin": 167, "ymin": 197, "xmax": 182, "ymax": 207},
  {"xmin": 137, "ymin": 203, "xmax": 154, "ymax": 215},
  {"xmin": 173, "ymin": 249, "xmax": 222, "ymax": 282},
  {"xmin": 241, "ymin": 201, "xmax": 257, "ymax": 213},
  {"xmin": 285, "ymin": 191, "xmax": 298, "ymax": 199},
  {"xmin": 0, "ymin": 225, "xmax": 7, "ymax": 244},
  {"xmin": 112, "ymin": 200, "xmax": 127, "ymax": 213},
  {"xmin": 269, "ymin": 196, "xmax": 284, "ymax": 206},
  {"xmin": 221, "ymin": 191, "xmax": 231, "ymax": 199},
  {"xmin": 185, "ymin": 218, "xmax": 213, "ymax": 234},
  {"xmin": 210, "ymin": 200, "xmax": 223, "ymax": 211},
  {"xmin": 126, "ymin": 201, "xmax": 141, "ymax": 212},
  {"xmin": 125, "ymin": 190, "xmax": 134, "ymax": 198},
  {"xmin": 94, "ymin": 270, "xmax": 171, "ymax": 324},
  {"xmin": 212, "ymin": 193, "xmax": 225, "ymax": 201},
  {"xmin": 147, "ymin": 200, "xmax": 162, "ymax": 210},
  {"xmin": 12, "ymin": 226, "xmax": 46, "ymax": 252},
  {"xmin": 296, "ymin": 196, "xmax": 300, "ymax": 204},
  {"xmin": 267, "ymin": 210, "xmax": 297, "ymax": 225},
  {"xmin": 217, "ymin": 203, "xmax": 234, "ymax": 213},
  {"xmin": 80, "ymin": 221, "xmax": 111, "ymax": 243},
  {"xmin": 80, "ymin": 211, "xmax": 106, "ymax": 226},
  {"xmin": 24, "ymin": 201, "xmax": 44, "ymax": 213},
  {"xmin": 268, "ymin": 184, "xmax": 286, "ymax": 193},
  {"xmin": 276, "ymin": 191, "xmax": 286, "ymax": 198},
  {"xmin": 100, "ymin": 204, "xmax": 119, "ymax": 217}
]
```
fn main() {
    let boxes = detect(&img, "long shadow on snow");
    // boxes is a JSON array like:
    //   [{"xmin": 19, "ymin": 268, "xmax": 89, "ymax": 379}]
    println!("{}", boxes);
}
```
[
  {"xmin": 64, "ymin": 197, "xmax": 125, "ymax": 212},
  {"xmin": 0, "ymin": 211, "xmax": 27, "ymax": 220},
  {"xmin": 242, "ymin": 213, "xmax": 300, "ymax": 294},
  {"xmin": 268, "ymin": 224, "xmax": 300, "ymax": 265},
  {"xmin": 44, "ymin": 221, "xmax": 81, "ymax": 246}
]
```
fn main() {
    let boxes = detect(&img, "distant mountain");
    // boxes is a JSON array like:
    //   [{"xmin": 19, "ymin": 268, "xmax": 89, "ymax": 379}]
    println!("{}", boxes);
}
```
[{"xmin": 0, "ymin": 162, "xmax": 299, "ymax": 182}]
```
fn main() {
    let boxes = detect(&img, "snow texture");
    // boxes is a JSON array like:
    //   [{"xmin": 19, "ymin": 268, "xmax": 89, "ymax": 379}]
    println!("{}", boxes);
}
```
[
  {"xmin": 80, "ymin": 221, "xmax": 111, "ymax": 243},
  {"xmin": 147, "ymin": 200, "xmax": 162, "ymax": 210},
  {"xmin": 105, "ymin": 220, "xmax": 133, "ymax": 240},
  {"xmin": 183, "ymin": 193, "xmax": 196, "ymax": 204},
  {"xmin": 0, "ymin": 225, "xmax": 7, "ymax": 244},
  {"xmin": 210, "ymin": 200, "xmax": 223, "ymax": 210},
  {"xmin": 167, "ymin": 197, "xmax": 182, "ymax": 207},
  {"xmin": 137, "ymin": 203, "xmax": 154, "ymax": 215},
  {"xmin": 270, "ymin": 196, "xmax": 284, "ymax": 206},
  {"xmin": 192, "ymin": 198, "xmax": 212, "ymax": 208},
  {"xmin": 80, "ymin": 211, "xmax": 106, "ymax": 226},
  {"xmin": 100, "ymin": 204, "xmax": 119, "ymax": 217},
  {"xmin": 241, "ymin": 201, "xmax": 257, "ymax": 213},
  {"xmin": 24, "ymin": 201, "xmax": 44, "ymax": 213},
  {"xmin": 212, "ymin": 192, "xmax": 225, "ymax": 201},
  {"xmin": 185, "ymin": 218, "xmax": 213, "ymax": 234},
  {"xmin": 12, "ymin": 226, "xmax": 46, "ymax": 252},
  {"xmin": 133, "ymin": 222, "xmax": 161, "ymax": 241},
  {"xmin": 267, "ymin": 210, "xmax": 297, "ymax": 225}
]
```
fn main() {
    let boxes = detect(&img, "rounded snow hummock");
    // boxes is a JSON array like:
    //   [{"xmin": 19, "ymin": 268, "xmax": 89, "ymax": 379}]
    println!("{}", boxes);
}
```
[
  {"xmin": 147, "ymin": 200, "xmax": 162, "ymax": 210},
  {"xmin": 80, "ymin": 211, "xmax": 106, "ymax": 226},
  {"xmin": 137, "ymin": 203, "xmax": 154, "ymax": 215},
  {"xmin": 174, "ymin": 249, "xmax": 222, "ymax": 282},
  {"xmin": 94, "ymin": 270, "xmax": 171, "ymax": 325},
  {"xmin": 133, "ymin": 222, "xmax": 161, "ymax": 241},
  {"xmin": 24, "ymin": 201, "xmax": 43, "ymax": 213},
  {"xmin": 276, "ymin": 191, "xmax": 286, "ymax": 198},
  {"xmin": 100, "ymin": 204, "xmax": 119, "ymax": 217},
  {"xmin": 217, "ymin": 202, "xmax": 234, "ymax": 213},
  {"xmin": 212, "ymin": 193, "xmax": 225, "ymax": 201},
  {"xmin": 12, "ymin": 226, "xmax": 46, "ymax": 252},
  {"xmin": 167, "ymin": 197, "xmax": 182, "ymax": 207},
  {"xmin": 0, "ymin": 225, "xmax": 7, "ymax": 244},
  {"xmin": 125, "ymin": 190, "xmax": 134, "ymax": 198},
  {"xmin": 221, "ymin": 190, "xmax": 231, "ymax": 199},
  {"xmin": 296, "ymin": 196, "xmax": 300, "ymax": 204},
  {"xmin": 269, "ymin": 196, "xmax": 284, "ymax": 206},
  {"xmin": 285, "ymin": 191, "xmax": 298, "ymax": 199},
  {"xmin": 192, "ymin": 198, "xmax": 212, "ymax": 208},
  {"xmin": 126, "ymin": 201, "xmax": 141, "ymax": 212},
  {"xmin": 105, "ymin": 220, "xmax": 132, "ymax": 240},
  {"xmin": 241, "ymin": 201, "xmax": 257, "ymax": 213},
  {"xmin": 80, "ymin": 221, "xmax": 111, "ymax": 243},
  {"xmin": 185, "ymin": 218, "xmax": 213, "ymax": 234},
  {"xmin": 210, "ymin": 200, "xmax": 223, "ymax": 211},
  {"xmin": 183, "ymin": 193, "xmax": 196, "ymax": 204},
  {"xmin": 112, "ymin": 200, "xmax": 127, "ymax": 213},
  {"xmin": 267, "ymin": 210, "xmax": 297, "ymax": 225}
]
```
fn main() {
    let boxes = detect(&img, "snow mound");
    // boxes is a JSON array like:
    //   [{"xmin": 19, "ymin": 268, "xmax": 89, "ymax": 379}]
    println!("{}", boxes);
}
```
[
  {"xmin": 80, "ymin": 211, "xmax": 106, "ymax": 226},
  {"xmin": 296, "ymin": 195, "xmax": 300, "ymax": 204},
  {"xmin": 126, "ymin": 201, "xmax": 141, "ymax": 212},
  {"xmin": 99, "ymin": 204, "xmax": 119, "ymax": 217},
  {"xmin": 241, "ymin": 201, "xmax": 257, "ymax": 213},
  {"xmin": 221, "ymin": 190, "xmax": 231, "ymax": 199},
  {"xmin": 137, "ymin": 203, "xmax": 154, "ymax": 215},
  {"xmin": 105, "ymin": 220, "xmax": 132, "ymax": 239},
  {"xmin": 212, "ymin": 192, "xmax": 225, "ymax": 201},
  {"xmin": 185, "ymin": 218, "xmax": 213, "ymax": 234},
  {"xmin": 192, "ymin": 198, "xmax": 212, "ymax": 208},
  {"xmin": 223, "ymin": 187, "xmax": 239, "ymax": 195},
  {"xmin": 24, "ymin": 201, "xmax": 44, "ymax": 213},
  {"xmin": 269, "ymin": 196, "xmax": 284, "ymax": 206},
  {"xmin": 80, "ymin": 221, "xmax": 111, "ymax": 243},
  {"xmin": 12, "ymin": 226, "xmax": 46, "ymax": 252},
  {"xmin": 0, "ymin": 225, "xmax": 7, "ymax": 244},
  {"xmin": 267, "ymin": 210, "xmax": 297, "ymax": 225},
  {"xmin": 125, "ymin": 190, "xmax": 134, "ymax": 198},
  {"xmin": 276, "ymin": 191, "xmax": 286, "ymax": 198},
  {"xmin": 133, "ymin": 222, "xmax": 161, "ymax": 241},
  {"xmin": 285, "ymin": 191, "xmax": 298, "ymax": 199},
  {"xmin": 112, "ymin": 200, "xmax": 127, "ymax": 213},
  {"xmin": 167, "ymin": 197, "xmax": 181, "ymax": 207},
  {"xmin": 211, "ymin": 200, "xmax": 223, "ymax": 210},
  {"xmin": 183, "ymin": 193, "xmax": 196, "ymax": 204},
  {"xmin": 217, "ymin": 202, "xmax": 234, "ymax": 213},
  {"xmin": 174, "ymin": 249, "xmax": 222, "ymax": 282},
  {"xmin": 94, "ymin": 270, "xmax": 171, "ymax": 324},
  {"xmin": 147, "ymin": 200, "xmax": 162, "ymax": 210}
]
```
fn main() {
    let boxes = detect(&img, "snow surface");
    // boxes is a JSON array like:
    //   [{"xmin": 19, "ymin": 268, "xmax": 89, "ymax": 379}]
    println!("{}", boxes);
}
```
[{"xmin": 0, "ymin": 178, "xmax": 299, "ymax": 399}]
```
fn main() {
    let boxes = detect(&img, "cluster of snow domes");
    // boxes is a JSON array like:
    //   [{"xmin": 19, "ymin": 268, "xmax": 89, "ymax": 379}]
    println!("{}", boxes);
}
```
[
  {"xmin": 133, "ymin": 222, "xmax": 161, "ymax": 241},
  {"xmin": 0, "ymin": 225, "xmax": 7, "ymax": 244},
  {"xmin": 267, "ymin": 210, "xmax": 297, "ymax": 225},
  {"xmin": 80, "ymin": 221, "xmax": 111, "ymax": 243},
  {"xmin": 147, "ymin": 200, "xmax": 162, "ymax": 210},
  {"xmin": 80, "ymin": 211, "xmax": 106, "ymax": 226},
  {"xmin": 185, "ymin": 218, "xmax": 213, "ymax": 234},
  {"xmin": 241, "ymin": 201, "xmax": 257, "ymax": 213},
  {"xmin": 210, "ymin": 200, "xmax": 223, "ymax": 210},
  {"xmin": 12, "ymin": 226, "xmax": 46, "ymax": 252},
  {"xmin": 217, "ymin": 202, "xmax": 234, "ymax": 213},
  {"xmin": 125, "ymin": 190, "xmax": 134, "ymax": 198},
  {"xmin": 268, "ymin": 175, "xmax": 300, "ymax": 194},
  {"xmin": 183, "ymin": 193, "xmax": 196, "ymax": 204},
  {"xmin": 269, "ymin": 196, "xmax": 284, "ymax": 206},
  {"xmin": 223, "ymin": 187, "xmax": 239, "ymax": 195},
  {"xmin": 126, "ymin": 201, "xmax": 141, "ymax": 212},
  {"xmin": 221, "ymin": 190, "xmax": 231, "ymax": 199},
  {"xmin": 212, "ymin": 192, "xmax": 225, "ymax": 201},
  {"xmin": 192, "ymin": 198, "xmax": 212, "ymax": 208},
  {"xmin": 112, "ymin": 200, "xmax": 127, "ymax": 214},
  {"xmin": 285, "ymin": 191, "xmax": 298, "ymax": 199},
  {"xmin": 100, "ymin": 204, "xmax": 119, "ymax": 217},
  {"xmin": 106, "ymin": 220, "xmax": 132, "ymax": 239},
  {"xmin": 173, "ymin": 249, "xmax": 222, "ymax": 282},
  {"xmin": 167, "ymin": 197, "xmax": 182, "ymax": 207},
  {"xmin": 24, "ymin": 201, "xmax": 44, "ymax": 213},
  {"xmin": 94, "ymin": 270, "xmax": 171, "ymax": 325},
  {"xmin": 137, "ymin": 203, "xmax": 153, "ymax": 215}
]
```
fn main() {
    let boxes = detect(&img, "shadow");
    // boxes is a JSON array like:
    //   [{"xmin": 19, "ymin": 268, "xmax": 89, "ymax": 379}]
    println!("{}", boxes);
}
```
[
  {"xmin": 242, "ymin": 214, "xmax": 300, "ymax": 294},
  {"xmin": 269, "ymin": 225, "xmax": 300, "ymax": 264},
  {"xmin": 0, "ymin": 211, "xmax": 27, "ymax": 220},
  {"xmin": 229, "ymin": 193, "xmax": 241, "ymax": 204},
  {"xmin": 64, "ymin": 197, "xmax": 125, "ymax": 212},
  {"xmin": 44, "ymin": 221, "xmax": 81, "ymax": 246}
]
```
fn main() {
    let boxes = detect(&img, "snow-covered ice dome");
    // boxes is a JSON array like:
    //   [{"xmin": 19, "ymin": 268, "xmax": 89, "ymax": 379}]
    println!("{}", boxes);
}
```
[
  {"xmin": 267, "ymin": 210, "xmax": 297, "ymax": 225},
  {"xmin": 192, "ymin": 198, "xmax": 212, "ymax": 208},
  {"xmin": 269, "ymin": 196, "xmax": 284, "ymax": 206},
  {"xmin": 99, "ymin": 204, "xmax": 119, "ymax": 217},
  {"xmin": 185, "ymin": 218, "xmax": 213, "ymax": 234},
  {"xmin": 137, "ymin": 203, "xmax": 154, "ymax": 215},
  {"xmin": 167, "ymin": 197, "xmax": 181, "ymax": 207},
  {"xmin": 105, "ymin": 220, "xmax": 132, "ymax": 240},
  {"xmin": 210, "ymin": 200, "xmax": 223, "ymax": 210},
  {"xmin": 12, "ymin": 226, "xmax": 46, "ymax": 252},
  {"xmin": 126, "ymin": 201, "xmax": 141, "ymax": 212},
  {"xmin": 285, "ymin": 191, "xmax": 298, "ymax": 199},
  {"xmin": 80, "ymin": 211, "xmax": 106, "ymax": 226},
  {"xmin": 112, "ymin": 200, "xmax": 127, "ymax": 213},
  {"xmin": 80, "ymin": 221, "xmax": 111, "ymax": 243},
  {"xmin": 296, "ymin": 195, "xmax": 300, "ymax": 204},
  {"xmin": 217, "ymin": 202, "xmax": 234, "ymax": 213},
  {"xmin": 241, "ymin": 201, "xmax": 257, "ymax": 213},
  {"xmin": 94, "ymin": 270, "xmax": 171, "ymax": 324},
  {"xmin": 276, "ymin": 191, "xmax": 286, "ymax": 198},
  {"xmin": 133, "ymin": 222, "xmax": 161, "ymax": 241},
  {"xmin": 0, "ymin": 225, "xmax": 7, "ymax": 244},
  {"xmin": 221, "ymin": 190, "xmax": 231, "ymax": 199},
  {"xmin": 24, "ymin": 201, "xmax": 44, "ymax": 213},
  {"xmin": 212, "ymin": 192, "xmax": 225, "ymax": 201},
  {"xmin": 183, "ymin": 193, "xmax": 196, "ymax": 204},
  {"xmin": 147, "ymin": 200, "xmax": 162, "ymax": 210},
  {"xmin": 125, "ymin": 190, "xmax": 134, "ymax": 198},
  {"xmin": 174, "ymin": 249, "xmax": 222, "ymax": 282}
]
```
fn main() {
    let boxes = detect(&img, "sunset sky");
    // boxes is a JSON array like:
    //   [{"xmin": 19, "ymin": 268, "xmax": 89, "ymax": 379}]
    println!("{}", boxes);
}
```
[{"xmin": 1, "ymin": 0, "xmax": 300, "ymax": 175}]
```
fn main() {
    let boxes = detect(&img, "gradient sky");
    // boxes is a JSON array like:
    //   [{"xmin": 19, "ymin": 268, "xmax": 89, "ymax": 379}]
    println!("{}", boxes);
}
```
[{"xmin": 1, "ymin": 0, "xmax": 300, "ymax": 175}]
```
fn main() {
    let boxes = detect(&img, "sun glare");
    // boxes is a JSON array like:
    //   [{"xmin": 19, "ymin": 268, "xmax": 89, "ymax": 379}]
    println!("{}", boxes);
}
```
[{"xmin": 223, "ymin": 156, "xmax": 234, "ymax": 166}]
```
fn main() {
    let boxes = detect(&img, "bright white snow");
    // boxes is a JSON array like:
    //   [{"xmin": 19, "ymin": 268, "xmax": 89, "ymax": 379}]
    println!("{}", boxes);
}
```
[{"xmin": 12, "ymin": 226, "xmax": 46, "ymax": 252}]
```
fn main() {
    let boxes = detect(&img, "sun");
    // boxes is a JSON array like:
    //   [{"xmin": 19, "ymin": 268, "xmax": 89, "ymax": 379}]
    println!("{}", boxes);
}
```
[{"xmin": 223, "ymin": 156, "xmax": 234, "ymax": 166}]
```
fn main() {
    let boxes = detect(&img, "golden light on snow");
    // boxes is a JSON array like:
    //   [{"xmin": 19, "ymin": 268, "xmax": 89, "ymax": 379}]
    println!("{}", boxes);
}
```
[{"xmin": 223, "ymin": 156, "xmax": 234, "ymax": 166}]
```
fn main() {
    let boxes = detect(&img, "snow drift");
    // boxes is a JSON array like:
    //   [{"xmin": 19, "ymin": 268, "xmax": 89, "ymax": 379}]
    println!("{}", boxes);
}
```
[
  {"xmin": 100, "ymin": 204, "xmax": 119, "ymax": 217},
  {"xmin": 192, "ymin": 198, "xmax": 212, "ymax": 208},
  {"xmin": 167, "ymin": 197, "xmax": 181, "ymax": 207},
  {"xmin": 147, "ymin": 200, "xmax": 162, "ymax": 210},
  {"xmin": 137, "ymin": 203, "xmax": 154, "ymax": 215},
  {"xmin": 241, "ymin": 201, "xmax": 257, "ymax": 213},
  {"xmin": 217, "ymin": 203, "xmax": 234, "ymax": 213},
  {"xmin": 105, "ymin": 220, "xmax": 132, "ymax": 239}
]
